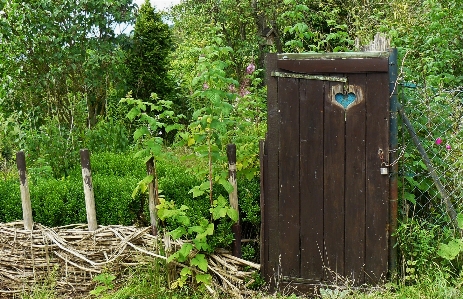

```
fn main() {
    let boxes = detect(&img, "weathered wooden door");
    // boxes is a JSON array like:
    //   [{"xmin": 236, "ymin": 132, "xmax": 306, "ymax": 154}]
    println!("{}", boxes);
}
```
[{"xmin": 261, "ymin": 52, "xmax": 391, "ymax": 291}]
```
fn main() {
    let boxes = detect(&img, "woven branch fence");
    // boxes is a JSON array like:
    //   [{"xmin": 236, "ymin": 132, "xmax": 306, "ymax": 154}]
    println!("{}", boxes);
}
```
[
  {"xmin": 0, "ymin": 222, "xmax": 259, "ymax": 298},
  {"xmin": 1, "ymin": 147, "xmax": 256, "ymax": 298}
]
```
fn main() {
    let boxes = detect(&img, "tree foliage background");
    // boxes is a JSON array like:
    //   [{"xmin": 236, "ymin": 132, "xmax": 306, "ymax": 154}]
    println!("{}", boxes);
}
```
[{"xmin": 0, "ymin": 0, "xmax": 463, "ymax": 286}]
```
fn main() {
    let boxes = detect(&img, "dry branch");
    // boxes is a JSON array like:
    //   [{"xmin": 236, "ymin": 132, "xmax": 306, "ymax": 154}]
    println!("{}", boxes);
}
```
[{"xmin": 0, "ymin": 222, "xmax": 258, "ymax": 298}]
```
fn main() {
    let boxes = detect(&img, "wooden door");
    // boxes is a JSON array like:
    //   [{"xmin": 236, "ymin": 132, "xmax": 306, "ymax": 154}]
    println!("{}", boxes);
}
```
[{"xmin": 261, "ymin": 52, "xmax": 391, "ymax": 291}]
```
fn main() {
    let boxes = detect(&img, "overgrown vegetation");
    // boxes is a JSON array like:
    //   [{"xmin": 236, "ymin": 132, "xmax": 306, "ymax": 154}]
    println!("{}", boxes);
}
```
[{"xmin": 1, "ymin": 0, "xmax": 463, "ymax": 297}]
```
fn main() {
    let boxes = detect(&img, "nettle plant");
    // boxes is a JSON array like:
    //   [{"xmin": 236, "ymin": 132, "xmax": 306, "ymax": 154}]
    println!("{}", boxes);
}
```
[
  {"xmin": 120, "ymin": 92, "xmax": 183, "ymax": 197},
  {"xmin": 280, "ymin": 0, "xmax": 353, "ymax": 52},
  {"xmin": 155, "ymin": 28, "xmax": 239, "ymax": 288}
]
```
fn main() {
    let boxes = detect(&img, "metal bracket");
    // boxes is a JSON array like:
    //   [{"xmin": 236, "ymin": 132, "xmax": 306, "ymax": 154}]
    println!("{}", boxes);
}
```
[{"xmin": 271, "ymin": 71, "xmax": 347, "ymax": 83}]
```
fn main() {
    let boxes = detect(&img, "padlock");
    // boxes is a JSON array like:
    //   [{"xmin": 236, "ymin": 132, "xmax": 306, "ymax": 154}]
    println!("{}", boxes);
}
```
[{"xmin": 380, "ymin": 166, "xmax": 388, "ymax": 175}]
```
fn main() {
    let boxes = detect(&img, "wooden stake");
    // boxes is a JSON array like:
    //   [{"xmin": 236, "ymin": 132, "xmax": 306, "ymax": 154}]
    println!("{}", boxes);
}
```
[
  {"xmin": 80, "ymin": 149, "xmax": 97, "ymax": 231},
  {"xmin": 146, "ymin": 157, "xmax": 158, "ymax": 236},
  {"xmin": 227, "ymin": 144, "xmax": 241, "ymax": 258},
  {"xmin": 16, "ymin": 151, "xmax": 33, "ymax": 230}
]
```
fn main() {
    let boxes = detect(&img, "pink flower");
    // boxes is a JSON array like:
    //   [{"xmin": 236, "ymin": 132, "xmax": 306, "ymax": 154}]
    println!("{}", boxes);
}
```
[
  {"xmin": 446, "ymin": 144, "xmax": 451, "ymax": 150},
  {"xmin": 203, "ymin": 82, "xmax": 209, "ymax": 90},
  {"xmin": 435, "ymin": 137, "xmax": 443, "ymax": 145},
  {"xmin": 246, "ymin": 63, "xmax": 256, "ymax": 74}
]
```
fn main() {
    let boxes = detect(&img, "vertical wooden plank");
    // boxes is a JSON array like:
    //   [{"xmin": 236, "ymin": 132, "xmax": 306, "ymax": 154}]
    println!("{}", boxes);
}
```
[
  {"xmin": 264, "ymin": 53, "xmax": 280, "ymax": 287},
  {"xmin": 323, "ymin": 81, "xmax": 345, "ymax": 279},
  {"xmin": 365, "ymin": 72, "xmax": 390, "ymax": 283},
  {"xmin": 299, "ymin": 79, "xmax": 324, "ymax": 281},
  {"xmin": 344, "ymin": 74, "xmax": 366, "ymax": 284},
  {"xmin": 278, "ymin": 77, "xmax": 300, "ymax": 278}
]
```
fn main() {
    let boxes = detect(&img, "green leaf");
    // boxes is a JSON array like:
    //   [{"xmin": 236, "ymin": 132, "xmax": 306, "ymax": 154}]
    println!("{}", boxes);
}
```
[
  {"xmin": 457, "ymin": 213, "xmax": 463, "ymax": 229},
  {"xmin": 199, "ymin": 181, "xmax": 210, "ymax": 191},
  {"xmin": 188, "ymin": 225, "xmax": 205, "ymax": 234},
  {"xmin": 133, "ymin": 127, "xmax": 150, "ymax": 141},
  {"xmin": 190, "ymin": 253, "xmax": 208, "ymax": 272},
  {"xmin": 90, "ymin": 286, "xmax": 107, "ymax": 296},
  {"xmin": 180, "ymin": 267, "xmax": 192, "ymax": 277},
  {"xmin": 218, "ymin": 178, "xmax": 234, "ymax": 194},
  {"xmin": 195, "ymin": 273, "xmax": 212, "ymax": 285},
  {"xmin": 204, "ymin": 223, "xmax": 214, "ymax": 235},
  {"xmin": 403, "ymin": 192, "xmax": 416, "ymax": 205},
  {"xmin": 170, "ymin": 227, "xmax": 187, "ymax": 239},
  {"xmin": 211, "ymin": 205, "xmax": 227, "ymax": 220},
  {"xmin": 177, "ymin": 215, "xmax": 190, "ymax": 226},
  {"xmin": 227, "ymin": 208, "xmax": 239, "ymax": 222},
  {"xmin": 437, "ymin": 239, "xmax": 463, "ymax": 260},
  {"xmin": 189, "ymin": 186, "xmax": 205, "ymax": 198},
  {"xmin": 127, "ymin": 107, "xmax": 141, "ymax": 120},
  {"xmin": 193, "ymin": 239, "xmax": 211, "ymax": 251},
  {"xmin": 174, "ymin": 243, "xmax": 194, "ymax": 263}
]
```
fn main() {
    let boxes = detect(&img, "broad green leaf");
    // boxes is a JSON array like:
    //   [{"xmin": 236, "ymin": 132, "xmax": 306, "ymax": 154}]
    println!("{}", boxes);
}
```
[
  {"xmin": 227, "ymin": 208, "xmax": 239, "ymax": 222},
  {"xmin": 188, "ymin": 225, "xmax": 205, "ymax": 234},
  {"xmin": 176, "ymin": 243, "xmax": 194, "ymax": 262},
  {"xmin": 189, "ymin": 186, "xmax": 205, "ymax": 198},
  {"xmin": 127, "ymin": 107, "xmax": 141, "ymax": 120},
  {"xmin": 404, "ymin": 192, "xmax": 416, "ymax": 205},
  {"xmin": 190, "ymin": 253, "xmax": 208, "ymax": 272},
  {"xmin": 141, "ymin": 175, "xmax": 153, "ymax": 185},
  {"xmin": 187, "ymin": 137, "xmax": 195, "ymax": 146},
  {"xmin": 438, "ymin": 239, "xmax": 463, "ymax": 260},
  {"xmin": 167, "ymin": 251, "xmax": 179, "ymax": 263},
  {"xmin": 180, "ymin": 267, "xmax": 192, "ymax": 277},
  {"xmin": 193, "ymin": 239, "xmax": 211, "ymax": 251},
  {"xmin": 211, "ymin": 205, "xmax": 227, "ymax": 220},
  {"xmin": 133, "ymin": 127, "xmax": 150, "ymax": 140},
  {"xmin": 177, "ymin": 215, "xmax": 190, "ymax": 226},
  {"xmin": 218, "ymin": 178, "xmax": 234, "ymax": 194},
  {"xmin": 170, "ymin": 227, "xmax": 187, "ymax": 239},
  {"xmin": 204, "ymin": 223, "xmax": 214, "ymax": 235},
  {"xmin": 195, "ymin": 274, "xmax": 212, "ymax": 285},
  {"xmin": 199, "ymin": 181, "xmax": 210, "ymax": 191}
]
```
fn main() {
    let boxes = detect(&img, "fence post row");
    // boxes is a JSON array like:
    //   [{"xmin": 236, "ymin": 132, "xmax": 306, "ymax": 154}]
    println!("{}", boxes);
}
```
[
  {"xmin": 227, "ymin": 143, "xmax": 241, "ymax": 258},
  {"xmin": 80, "ymin": 149, "xmax": 98, "ymax": 231},
  {"xmin": 16, "ymin": 151, "xmax": 33, "ymax": 230},
  {"xmin": 16, "ymin": 148, "xmax": 243, "ymax": 245}
]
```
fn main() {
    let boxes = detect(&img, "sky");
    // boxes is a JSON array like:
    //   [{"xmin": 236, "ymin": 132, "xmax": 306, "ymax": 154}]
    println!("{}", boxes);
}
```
[{"xmin": 116, "ymin": 0, "xmax": 181, "ymax": 34}]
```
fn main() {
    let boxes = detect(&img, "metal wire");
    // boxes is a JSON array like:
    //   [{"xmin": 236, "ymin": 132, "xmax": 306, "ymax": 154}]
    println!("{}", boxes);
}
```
[{"xmin": 399, "ymin": 84, "xmax": 463, "ymax": 225}]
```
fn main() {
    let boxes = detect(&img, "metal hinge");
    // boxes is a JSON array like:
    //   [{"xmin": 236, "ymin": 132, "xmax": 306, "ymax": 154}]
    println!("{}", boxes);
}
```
[{"xmin": 271, "ymin": 71, "xmax": 347, "ymax": 83}]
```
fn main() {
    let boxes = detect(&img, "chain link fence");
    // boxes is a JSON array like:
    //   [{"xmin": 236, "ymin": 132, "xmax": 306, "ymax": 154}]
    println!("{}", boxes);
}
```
[{"xmin": 399, "ymin": 84, "xmax": 463, "ymax": 227}]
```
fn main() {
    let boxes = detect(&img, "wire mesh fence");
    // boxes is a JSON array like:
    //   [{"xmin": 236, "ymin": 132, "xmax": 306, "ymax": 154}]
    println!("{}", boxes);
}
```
[{"xmin": 399, "ymin": 84, "xmax": 463, "ymax": 227}]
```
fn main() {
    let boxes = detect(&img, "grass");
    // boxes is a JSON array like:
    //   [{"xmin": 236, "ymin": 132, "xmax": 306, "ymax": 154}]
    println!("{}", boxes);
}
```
[{"xmin": 16, "ymin": 263, "xmax": 463, "ymax": 299}]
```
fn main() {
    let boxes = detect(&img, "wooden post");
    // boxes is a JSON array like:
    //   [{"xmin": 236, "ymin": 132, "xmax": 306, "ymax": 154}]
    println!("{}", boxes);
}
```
[
  {"xmin": 16, "ymin": 151, "xmax": 33, "ymax": 230},
  {"xmin": 80, "ymin": 149, "xmax": 97, "ymax": 231},
  {"xmin": 388, "ymin": 47, "xmax": 399, "ymax": 277},
  {"xmin": 227, "ymin": 144, "xmax": 241, "ymax": 257},
  {"xmin": 146, "ymin": 157, "xmax": 158, "ymax": 236}
]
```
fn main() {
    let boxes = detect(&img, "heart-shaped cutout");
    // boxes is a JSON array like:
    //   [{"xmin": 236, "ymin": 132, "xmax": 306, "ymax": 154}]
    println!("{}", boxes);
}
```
[{"xmin": 335, "ymin": 92, "xmax": 356, "ymax": 109}]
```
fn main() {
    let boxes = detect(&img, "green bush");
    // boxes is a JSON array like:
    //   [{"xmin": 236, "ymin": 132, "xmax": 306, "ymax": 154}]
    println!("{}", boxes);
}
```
[
  {"xmin": 0, "ymin": 179, "xmax": 21, "ymax": 223},
  {"xmin": 0, "ymin": 151, "xmax": 262, "ymax": 252},
  {"xmin": 84, "ymin": 119, "xmax": 131, "ymax": 154}
]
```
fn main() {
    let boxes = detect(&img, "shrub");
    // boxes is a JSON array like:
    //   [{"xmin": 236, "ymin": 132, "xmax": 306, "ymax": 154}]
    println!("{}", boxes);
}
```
[{"xmin": 0, "ymin": 178, "xmax": 21, "ymax": 223}]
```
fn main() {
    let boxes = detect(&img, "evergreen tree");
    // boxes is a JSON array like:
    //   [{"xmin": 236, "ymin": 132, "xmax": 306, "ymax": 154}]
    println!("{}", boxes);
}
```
[{"xmin": 127, "ymin": 0, "xmax": 172, "ymax": 102}]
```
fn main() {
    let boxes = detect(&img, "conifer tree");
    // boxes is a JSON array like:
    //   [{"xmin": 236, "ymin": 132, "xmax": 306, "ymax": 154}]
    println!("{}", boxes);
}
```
[{"xmin": 127, "ymin": 0, "xmax": 172, "ymax": 102}]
